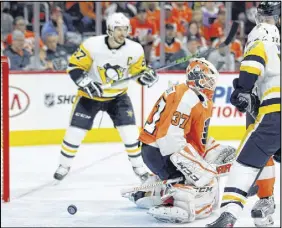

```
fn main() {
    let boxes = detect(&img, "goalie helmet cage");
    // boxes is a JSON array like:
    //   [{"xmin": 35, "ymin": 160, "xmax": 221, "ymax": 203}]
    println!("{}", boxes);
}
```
[{"xmin": 1, "ymin": 56, "xmax": 10, "ymax": 202}]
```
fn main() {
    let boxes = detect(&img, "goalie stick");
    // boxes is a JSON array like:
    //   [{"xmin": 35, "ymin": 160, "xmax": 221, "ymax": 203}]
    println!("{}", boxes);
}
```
[
  {"xmin": 120, "ymin": 162, "xmax": 233, "ymax": 197},
  {"xmin": 101, "ymin": 21, "xmax": 239, "ymax": 90}
]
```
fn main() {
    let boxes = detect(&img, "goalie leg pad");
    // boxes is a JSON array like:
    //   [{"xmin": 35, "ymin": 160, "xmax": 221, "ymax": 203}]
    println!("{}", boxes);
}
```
[
  {"xmin": 170, "ymin": 144, "xmax": 217, "ymax": 187},
  {"xmin": 148, "ymin": 184, "xmax": 197, "ymax": 223}
]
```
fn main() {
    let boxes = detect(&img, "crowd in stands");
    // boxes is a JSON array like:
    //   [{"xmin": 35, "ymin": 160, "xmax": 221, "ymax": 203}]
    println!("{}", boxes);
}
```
[{"xmin": 1, "ymin": 1, "xmax": 260, "ymax": 72}]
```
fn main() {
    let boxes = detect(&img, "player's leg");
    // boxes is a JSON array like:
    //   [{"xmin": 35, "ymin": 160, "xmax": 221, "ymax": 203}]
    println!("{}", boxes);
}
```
[
  {"xmin": 247, "ymin": 112, "xmax": 277, "ymax": 226},
  {"xmin": 142, "ymin": 143, "xmax": 183, "ymax": 180},
  {"xmin": 54, "ymin": 96, "xmax": 101, "ymax": 180},
  {"xmin": 207, "ymin": 112, "xmax": 280, "ymax": 227},
  {"xmin": 106, "ymin": 93, "xmax": 149, "ymax": 181},
  {"xmin": 252, "ymin": 157, "xmax": 276, "ymax": 227}
]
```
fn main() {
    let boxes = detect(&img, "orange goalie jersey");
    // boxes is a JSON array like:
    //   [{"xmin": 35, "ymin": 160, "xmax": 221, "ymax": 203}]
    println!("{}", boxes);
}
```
[{"xmin": 139, "ymin": 83, "xmax": 213, "ymax": 157}]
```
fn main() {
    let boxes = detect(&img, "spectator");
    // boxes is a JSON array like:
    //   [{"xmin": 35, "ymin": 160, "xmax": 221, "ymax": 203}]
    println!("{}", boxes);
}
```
[
  {"xmin": 44, "ymin": 33, "xmax": 69, "ymax": 70},
  {"xmin": 201, "ymin": 2, "xmax": 219, "ymax": 42},
  {"xmin": 158, "ymin": 4, "xmax": 186, "ymax": 39},
  {"xmin": 191, "ymin": 9, "xmax": 206, "ymax": 44},
  {"xmin": 76, "ymin": 2, "xmax": 97, "ymax": 32},
  {"xmin": 150, "ymin": 23, "xmax": 182, "ymax": 68},
  {"xmin": 186, "ymin": 21, "xmax": 207, "ymax": 48},
  {"xmin": 171, "ymin": 2, "xmax": 193, "ymax": 30},
  {"xmin": 167, "ymin": 35, "xmax": 201, "ymax": 71},
  {"xmin": 1, "ymin": 2, "xmax": 14, "ymax": 39},
  {"xmin": 41, "ymin": 6, "xmax": 67, "ymax": 45},
  {"xmin": 186, "ymin": 35, "xmax": 201, "ymax": 56},
  {"xmin": 4, "ymin": 30, "xmax": 31, "ymax": 70},
  {"xmin": 105, "ymin": 2, "xmax": 137, "ymax": 19},
  {"xmin": 212, "ymin": 36, "xmax": 243, "ymax": 70},
  {"xmin": 207, "ymin": 39, "xmax": 235, "ymax": 72},
  {"xmin": 209, "ymin": 8, "xmax": 226, "ymax": 42},
  {"xmin": 201, "ymin": 2, "xmax": 219, "ymax": 27},
  {"xmin": 5, "ymin": 16, "xmax": 46, "ymax": 55},
  {"xmin": 130, "ymin": 6, "xmax": 156, "ymax": 62},
  {"xmin": 144, "ymin": 2, "xmax": 160, "ymax": 29},
  {"xmin": 130, "ymin": 7, "xmax": 156, "ymax": 45}
]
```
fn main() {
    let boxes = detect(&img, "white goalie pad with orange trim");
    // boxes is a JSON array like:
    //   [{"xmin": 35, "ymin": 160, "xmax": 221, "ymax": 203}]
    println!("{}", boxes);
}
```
[
  {"xmin": 170, "ymin": 143, "xmax": 217, "ymax": 187},
  {"xmin": 147, "ymin": 180, "xmax": 218, "ymax": 223},
  {"xmin": 204, "ymin": 137, "xmax": 236, "ymax": 165}
]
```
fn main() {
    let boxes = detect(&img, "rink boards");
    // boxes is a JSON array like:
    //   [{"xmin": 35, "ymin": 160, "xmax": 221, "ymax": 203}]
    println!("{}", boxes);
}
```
[{"xmin": 9, "ymin": 71, "xmax": 246, "ymax": 146}]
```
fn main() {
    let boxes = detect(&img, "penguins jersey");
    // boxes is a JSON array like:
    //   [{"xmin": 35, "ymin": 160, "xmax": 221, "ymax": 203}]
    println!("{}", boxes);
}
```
[
  {"xmin": 240, "ymin": 39, "xmax": 280, "ymax": 114},
  {"xmin": 139, "ymin": 83, "xmax": 213, "ymax": 157},
  {"xmin": 67, "ymin": 35, "xmax": 146, "ymax": 101}
]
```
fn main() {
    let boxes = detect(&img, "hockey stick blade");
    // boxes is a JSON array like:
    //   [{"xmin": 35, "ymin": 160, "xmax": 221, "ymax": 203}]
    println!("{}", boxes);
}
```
[{"xmin": 218, "ymin": 21, "xmax": 239, "ymax": 48}]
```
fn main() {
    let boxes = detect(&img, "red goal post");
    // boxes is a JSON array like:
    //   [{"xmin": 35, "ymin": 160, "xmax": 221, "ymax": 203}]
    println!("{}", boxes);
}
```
[{"xmin": 1, "ymin": 56, "xmax": 10, "ymax": 202}]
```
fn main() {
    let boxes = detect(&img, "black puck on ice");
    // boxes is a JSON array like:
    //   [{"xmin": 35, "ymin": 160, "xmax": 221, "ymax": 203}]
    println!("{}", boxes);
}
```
[{"xmin": 68, "ymin": 205, "xmax": 77, "ymax": 215}]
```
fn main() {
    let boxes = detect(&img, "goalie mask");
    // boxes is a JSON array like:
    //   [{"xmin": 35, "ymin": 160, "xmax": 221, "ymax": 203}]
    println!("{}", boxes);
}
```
[{"xmin": 186, "ymin": 58, "xmax": 219, "ymax": 100}]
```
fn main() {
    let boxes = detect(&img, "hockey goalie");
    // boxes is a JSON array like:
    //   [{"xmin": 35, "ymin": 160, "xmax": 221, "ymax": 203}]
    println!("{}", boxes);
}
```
[{"xmin": 125, "ymin": 58, "xmax": 236, "ymax": 223}]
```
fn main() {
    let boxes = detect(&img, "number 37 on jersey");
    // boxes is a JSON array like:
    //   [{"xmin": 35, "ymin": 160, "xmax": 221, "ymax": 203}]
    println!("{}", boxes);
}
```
[{"xmin": 139, "ymin": 83, "xmax": 214, "ymax": 156}]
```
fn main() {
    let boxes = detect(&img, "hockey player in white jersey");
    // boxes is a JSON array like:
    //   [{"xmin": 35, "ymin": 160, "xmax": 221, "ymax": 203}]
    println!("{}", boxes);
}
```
[
  {"xmin": 207, "ymin": 2, "xmax": 280, "ymax": 227},
  {"xmin": 53, "ymin": 13, "xmax": 158, "ymax": 182}
]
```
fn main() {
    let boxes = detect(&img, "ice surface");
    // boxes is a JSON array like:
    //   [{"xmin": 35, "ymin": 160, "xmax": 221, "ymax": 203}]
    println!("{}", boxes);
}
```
[{"xmin": 1, "ymin": 141, "xmax": 280, "ymax": 227}]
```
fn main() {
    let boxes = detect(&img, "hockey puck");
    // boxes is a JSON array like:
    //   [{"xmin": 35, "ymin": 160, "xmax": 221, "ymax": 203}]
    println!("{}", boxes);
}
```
[{"xmin": 68, "ymin": 205, "xmax": 77, "ymax": 215}]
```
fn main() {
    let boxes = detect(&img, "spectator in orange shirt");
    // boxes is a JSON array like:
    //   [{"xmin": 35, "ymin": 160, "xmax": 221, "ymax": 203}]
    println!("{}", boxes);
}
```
[
  {"xmin": 171, "ymin": 2, "xmax": 193, "ymax": 31},
  {"xmin": 5, "ymin": 16, "xmax": 46, "ymax": 55},
  {"xmin": 209, "ymin": 8, "xmax": 226, "ymax": 42},
  {"xmin": 130, "ymin": 6, "xmax": 157, "ymax": 62},
  {"xmin": 130, "ymin": 7, "xmax": 156, "ymax": 46},
  {"xmin": 160, "ymin": 4, "xmax": 186, "ymax": 39},
  {"xmin": 144, "ymin": 2, "xmax": 160, "ymax": 29},
  {"xmin": 150, "ymin": 23, "xmax": 182, "ymax": 68}
]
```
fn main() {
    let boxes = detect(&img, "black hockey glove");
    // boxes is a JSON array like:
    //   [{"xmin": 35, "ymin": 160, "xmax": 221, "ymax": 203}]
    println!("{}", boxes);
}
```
[
  {"xmin": 75, "ymin": 72, "xmax": 103, "ymax": 98},
  {"xmin": 138, "ymin": 66, "xmax": 158, "ymax": 88},
  {"xmin": 230, "ymin": 78, "xmax": 260, "ymax": 116}
]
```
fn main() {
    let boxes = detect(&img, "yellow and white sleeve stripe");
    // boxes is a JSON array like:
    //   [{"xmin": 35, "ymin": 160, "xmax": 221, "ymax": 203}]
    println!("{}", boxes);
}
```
[{"xmin": 240, "ymin": 41, "xmax": 267, "ymax": 77}]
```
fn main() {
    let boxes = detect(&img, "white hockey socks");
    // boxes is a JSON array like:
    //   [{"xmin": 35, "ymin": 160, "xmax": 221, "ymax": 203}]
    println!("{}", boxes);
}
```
[{"xmin": 59, "ymin": 126, "xmax": 87, "ymax": 168}]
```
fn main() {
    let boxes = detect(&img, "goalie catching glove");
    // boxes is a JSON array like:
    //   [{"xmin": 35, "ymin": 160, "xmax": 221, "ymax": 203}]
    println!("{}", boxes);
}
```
[
  {"xmin": 137, "ymin": 66, "xmax": 158, "ymax": 88},
  {"xmin": 75, "ymin": 72, "xmax": 103, "ymax": 98}
]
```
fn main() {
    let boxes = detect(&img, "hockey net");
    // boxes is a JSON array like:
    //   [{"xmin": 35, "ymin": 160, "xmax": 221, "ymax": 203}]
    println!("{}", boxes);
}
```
[{"xmin": 1, "ymin": 56, "xmax": 10, "ymax": 202}]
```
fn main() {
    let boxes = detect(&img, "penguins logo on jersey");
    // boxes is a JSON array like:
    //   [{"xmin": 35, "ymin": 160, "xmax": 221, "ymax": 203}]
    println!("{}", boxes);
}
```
[{"xmin": 103, "ymin": 63, "xmax": 126, "ymax": 82}]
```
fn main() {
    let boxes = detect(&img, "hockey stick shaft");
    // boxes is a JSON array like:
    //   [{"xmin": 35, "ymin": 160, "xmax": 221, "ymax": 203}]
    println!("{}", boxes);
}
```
[
  {"xmin": 102, "ymin": 21, "xmax": 239, "ymax": 90},
  {"xmin": 120, "ymin": 162, "xmax": 233, "ymax": 196}
]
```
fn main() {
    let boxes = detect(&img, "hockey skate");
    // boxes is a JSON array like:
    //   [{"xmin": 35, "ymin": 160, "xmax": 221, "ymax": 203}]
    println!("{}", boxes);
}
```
[
  {"xmin": 251, "ymin": 196, "xmax": 275, "ymax": 227},
  {"xmin": 132, "ymin": 166, "xmax": 150, "ymax": 182},
  {"xmin": 129, "ymin": 156, "xmax": 150, "ymax": 182},
  {"xmin": 206, "ymin": 212, "xmax": 237, "ymax": 227},
  {"xmin": 53, "ymin": 165, "xmax": 70, "ymax": 181}
]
